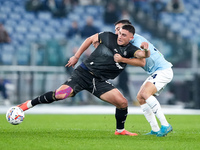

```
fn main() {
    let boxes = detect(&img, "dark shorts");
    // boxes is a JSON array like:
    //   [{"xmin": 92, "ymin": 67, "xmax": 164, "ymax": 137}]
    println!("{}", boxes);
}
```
[{"xmin": 63, "ymin": 65, "xmax": 115, "ymax": 98}]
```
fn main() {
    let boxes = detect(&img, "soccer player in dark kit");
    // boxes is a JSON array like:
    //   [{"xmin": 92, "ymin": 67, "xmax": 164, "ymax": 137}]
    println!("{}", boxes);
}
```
[{"xmin": 17, "ymin": 24, "xmax": 150, "ymax": 136}]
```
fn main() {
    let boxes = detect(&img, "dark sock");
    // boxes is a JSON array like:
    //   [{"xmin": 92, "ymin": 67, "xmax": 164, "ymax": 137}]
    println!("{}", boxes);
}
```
[
  {"xmin": 31, "ymin": 91, "xmax": 57, "ymax": 106},
  {"xmin": 115, "ymin": 107, "xmax": 128, "ymax": 129}
]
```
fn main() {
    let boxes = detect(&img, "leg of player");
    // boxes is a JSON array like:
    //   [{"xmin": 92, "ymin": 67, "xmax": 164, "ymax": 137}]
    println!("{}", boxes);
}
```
[
  {"xmin": 17, "ymin": 85, "xmax": 73, "ymax": 111},
  {"xmin": 137, "ymin": 82, "xmax": 160, "ymax": 135},
  {"xmin": 146, "ymin": 95, "xmax": 172, "ymax": 137},
  {"xmin": 137, "ymin": 81, "xmax": 172, "ymax": 136},
  {"xmin": 100, "ymin": 88, "xmax": 138, "ymax": 136}
]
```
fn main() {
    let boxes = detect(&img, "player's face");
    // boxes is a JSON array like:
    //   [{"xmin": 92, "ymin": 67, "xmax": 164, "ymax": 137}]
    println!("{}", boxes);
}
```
[
  {"xmin": 115, "ymin": 23, "xmax": 123, "ymax": 34},
  {"xmin": 117, "ymin": 28, "xmax": 133, "ymax": 46}
]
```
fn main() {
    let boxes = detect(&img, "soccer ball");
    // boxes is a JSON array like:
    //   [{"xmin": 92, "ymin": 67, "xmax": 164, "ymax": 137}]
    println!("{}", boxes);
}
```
[{"xmin": 6, "ymin": 106, "xmax": 25, "ymax": 125}]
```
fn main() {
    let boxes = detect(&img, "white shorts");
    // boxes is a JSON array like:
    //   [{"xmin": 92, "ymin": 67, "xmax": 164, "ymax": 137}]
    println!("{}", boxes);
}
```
[{"xmin": 143, "ymin": 68, "xmax": 173, "ymax": 96}]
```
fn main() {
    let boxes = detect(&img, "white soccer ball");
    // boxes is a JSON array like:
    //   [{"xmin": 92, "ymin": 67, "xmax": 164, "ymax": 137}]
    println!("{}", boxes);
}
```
[{"xmin": 6, "ymin": 106, "xmax": 25, "ymax": 125}]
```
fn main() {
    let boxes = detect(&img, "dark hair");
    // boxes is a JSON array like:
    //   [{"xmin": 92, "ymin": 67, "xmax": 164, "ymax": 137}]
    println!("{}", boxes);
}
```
[
  {"xmin": 121, "ymin": 24, "xmax": 135, "ymax": 35},
  {"xmin": 114, "ymin": 19, "xmax": 132, "ymax": 26}
]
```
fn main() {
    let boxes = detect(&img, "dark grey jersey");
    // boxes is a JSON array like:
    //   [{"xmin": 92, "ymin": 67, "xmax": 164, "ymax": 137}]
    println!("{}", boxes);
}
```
[{"xmin": 83, "ymin": 32, "xmax": 140, "ymax": 80}]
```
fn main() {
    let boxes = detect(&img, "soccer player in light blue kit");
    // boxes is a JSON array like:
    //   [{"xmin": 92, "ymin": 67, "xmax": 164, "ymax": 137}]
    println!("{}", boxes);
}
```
[{"xmin": 114, "ymin": 20, "xmax": 173, "ymax": 137}]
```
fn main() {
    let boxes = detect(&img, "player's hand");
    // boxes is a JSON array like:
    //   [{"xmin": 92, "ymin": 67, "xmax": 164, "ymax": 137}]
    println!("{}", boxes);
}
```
[
  {"xmin": 65, "ymin": 56, "xmax": 79, "ymax": 68},
  {"xmin": 140, "ymin": 42, "xmax": 149, "ymax": 50},
  {"xmin": 114, "ymin": 54, "xmax": 122, "ymax": 63}
]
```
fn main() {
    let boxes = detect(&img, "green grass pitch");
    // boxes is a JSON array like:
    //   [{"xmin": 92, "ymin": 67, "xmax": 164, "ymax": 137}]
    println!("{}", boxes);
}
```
[{"xmin": 0, "ymin": 114, "xmax": 200, "ymax": 150}]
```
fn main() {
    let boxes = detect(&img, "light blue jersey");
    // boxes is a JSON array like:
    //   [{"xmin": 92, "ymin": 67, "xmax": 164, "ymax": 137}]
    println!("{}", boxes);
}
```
[{"xmin": 130, "ymin": 33, "xmax": 172, "ymax": 74}]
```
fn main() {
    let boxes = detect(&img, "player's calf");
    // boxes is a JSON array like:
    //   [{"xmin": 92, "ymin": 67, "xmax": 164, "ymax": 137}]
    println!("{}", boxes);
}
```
[
  {"xmin": 18, "ymin": 87, "xmax": 73, "ymax": 111},
  {"xmin": 17, "ymin": 91, "xmax": 57, "ymax": 111}
]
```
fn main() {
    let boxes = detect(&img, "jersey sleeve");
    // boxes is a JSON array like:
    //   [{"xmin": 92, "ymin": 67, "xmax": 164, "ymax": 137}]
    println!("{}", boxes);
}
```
[
  {"xmin": 98, "ymin": 32, "xmax": 117, "ymax": 48},
  {"xmin": 128, "ymin": 44, "xmax": 141, "ymax": 58}
]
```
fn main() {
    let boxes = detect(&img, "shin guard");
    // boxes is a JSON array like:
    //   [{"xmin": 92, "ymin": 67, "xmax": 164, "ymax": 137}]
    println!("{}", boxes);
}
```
[
  {"xmin": 115, "ymin": 107, "xmax": 128, "ymax": 129},
  {"xmin": 31, "ymin": 91, "xmax": 56, "ymax": 106}
]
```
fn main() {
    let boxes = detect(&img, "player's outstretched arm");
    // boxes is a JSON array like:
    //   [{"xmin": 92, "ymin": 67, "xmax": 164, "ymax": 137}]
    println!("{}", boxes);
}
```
[{"xmin": 65, "ymin": 33, "xmax": 99, "ymax": 67}]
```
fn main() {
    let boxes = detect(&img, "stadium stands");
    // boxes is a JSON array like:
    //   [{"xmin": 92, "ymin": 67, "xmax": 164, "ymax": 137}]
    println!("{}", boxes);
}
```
[
  {"xmin": 136, "ymin": 0, "xmax": 200, "ymax": 42},
  {"xmin": 0, "ymin": 0, "xmax": 199, "ymax": 66}
]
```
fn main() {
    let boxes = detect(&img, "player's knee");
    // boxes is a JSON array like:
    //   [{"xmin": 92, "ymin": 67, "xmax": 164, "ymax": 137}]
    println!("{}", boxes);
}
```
[
  {"xmin": 137, "ymin": 92, "xmax": 147, "ymax": 104},
  {"xmin": 55, "ymin": 94, "xmax": 64, "ymax": 100},
  {"xmin": 118, "ymin": 99, "xmax": 128, "ymax": 109},
  {"xmin": 55, "ymin": 87, "xmax": 73, "ymax": 100},
  {"xmin": 138, "ymin": 90, "xmax": 151, "ymax": 99}
]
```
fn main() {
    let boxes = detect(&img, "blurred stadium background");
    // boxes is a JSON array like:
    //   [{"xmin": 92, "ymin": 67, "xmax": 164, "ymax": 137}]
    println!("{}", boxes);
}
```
[{"xmin": 0, "ymin": 0, "xmax": 200, "ymax": 110}]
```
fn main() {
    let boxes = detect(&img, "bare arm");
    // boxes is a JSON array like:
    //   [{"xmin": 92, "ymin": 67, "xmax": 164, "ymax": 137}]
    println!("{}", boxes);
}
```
[
  {"xmin": 65, "ymin": 33, "xmax": 99, "ymax": 67},
  {"xmin": 114, "ymin": 54, "xmax": 146, "ymax": 67},
  {"xmin": 92, "ymin": 41, "xmax": 100, "ymax": 48},
  {"xmin": 134, "ymin": 42, "xmax": 150, "ymax": 58},
  {"xmin": 114, "ymin": 42, "xmax": 150, "ymax": 67}
]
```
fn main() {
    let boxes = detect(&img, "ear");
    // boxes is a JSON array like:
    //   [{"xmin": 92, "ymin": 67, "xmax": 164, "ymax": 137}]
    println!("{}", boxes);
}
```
[{"xmin": 130, "ymin": 36, "xmax": 133, "ymax": 41}]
